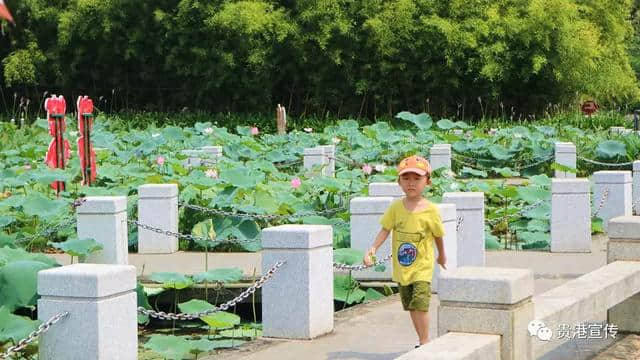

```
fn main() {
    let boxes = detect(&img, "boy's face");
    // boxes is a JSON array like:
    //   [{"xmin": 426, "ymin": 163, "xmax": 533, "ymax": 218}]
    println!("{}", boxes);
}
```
[{"xmin": 398, "ymin": 171, "xmax": 429, "ymax": 196}]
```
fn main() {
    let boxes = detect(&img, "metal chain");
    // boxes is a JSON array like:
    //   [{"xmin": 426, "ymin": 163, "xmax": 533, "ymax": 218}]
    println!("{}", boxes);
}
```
[
  {"xmin": 333, "ymin": 253, "xmax": 393, "ymax": 271},
  {"xmin": 128, "ymin": 219, "xmax": 258, "ymax": 245},
  {"xmin": 274, "ymin": 159, "xmax": 303, "ymax": 167},
  {"xmin": 592, "ymin": 188, "xmax": 609, "ymax": 217},
  {"xmin": 453, "ymin": 154, "xmax": 552, "ymax": 171},
  {"xmin": 15, "ymin": 198, "xmax": 86, "ymax": 244},
  {"xmin": 456, "ymin": 216, "xmax": 464, "ymax": 232},
  {"xmin": 327, "ymin": 155, "xmax": 358, "ymax": 167},
  {"xmin": 138, "ymin": 261, "xmax": 286, "ymax": 320},
  {"xmin": 0, "ymin": 312, "xmax": 69, "ymax": 359},
  {"xmin": 514, "ymin": 155, "xmax": 554, "ymax": 170},
  {"xmin": 577, "ymin": 156, "xmax": 634, "ymax": 167},
  {"xmin": 178, "ymin": 201, "xmax": 347, "ymax": 220}
]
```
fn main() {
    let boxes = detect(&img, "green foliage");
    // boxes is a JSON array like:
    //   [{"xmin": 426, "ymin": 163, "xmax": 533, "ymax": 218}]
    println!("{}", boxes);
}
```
[{"xmin": 2, "ymin": 0, "xmax": 639, "ymax": 117}]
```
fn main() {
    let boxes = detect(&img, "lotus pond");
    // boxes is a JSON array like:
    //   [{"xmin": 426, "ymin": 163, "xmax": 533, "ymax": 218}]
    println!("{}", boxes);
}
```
[{"xmin": 1, "ymin": 111, "xmax": 638, "ymax": 358}]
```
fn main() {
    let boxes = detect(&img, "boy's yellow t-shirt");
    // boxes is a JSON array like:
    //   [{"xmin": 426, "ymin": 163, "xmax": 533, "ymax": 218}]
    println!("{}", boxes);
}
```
[{"xmin": 379, "ymin": 199, "xmax": 445, "ymax": 286}]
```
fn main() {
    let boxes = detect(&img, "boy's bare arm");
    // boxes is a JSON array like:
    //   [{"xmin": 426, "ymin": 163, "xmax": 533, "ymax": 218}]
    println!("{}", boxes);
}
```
[
  {"xmin": 363, "ymin": 228, "xmax": 390, "ymax": 265},
  {"xmin": 434, "ymin": 236, "xmax": 447, "ymax": 269}
]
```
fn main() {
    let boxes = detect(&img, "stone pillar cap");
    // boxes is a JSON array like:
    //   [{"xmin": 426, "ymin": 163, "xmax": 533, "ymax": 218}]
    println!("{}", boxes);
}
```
[
  {"xmin": 633, "ymin": 160, "xmax": 640, "ymax": 171},
  {"xmin": 442, "ymin": 192, "xmax": 485, "ymax": 209},
  {"xmin": 593, "ymin": 171, "xmax": 632, "ymax": 183},
  {"xmin": 439, "ymin": 266, "xmax": 534, "ymax": 305},
  {"xmin": 551, "ymin": 178, "xmax": 589, "ymax": 194},
  {"xmin": 76, "ymin": 196, "xmax": 127, "ymax": 214},
  {"xmin": 303, "ymin": 147, "xmax": 324, "ymax": 155},
  {"xmin": 350, "ymin": 197, "xmax": 395, "ymax": 214},
  {"xmin": 368, "ymin": 183, "xmax": 404, "ymax": 197},
  {"xmin": 38, "ymin": 264, "xmax": 136, "ymax": 298},
  {"xmin": 608, "ymin": 216, "xmax": 640, "ymax": 239},
  {"xmin": 261, "ymin": 224, "xmax": 332, "ymax": 249},
  {"xmin": 138, "ymin": 183, "xmax": 178, "ymax": 198}
]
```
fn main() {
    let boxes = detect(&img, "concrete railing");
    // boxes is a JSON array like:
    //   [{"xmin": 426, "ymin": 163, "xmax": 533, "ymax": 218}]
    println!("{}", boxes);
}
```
[{"xmin": 399, "ymin": 215, "xmax": 640, "ymax": 360}]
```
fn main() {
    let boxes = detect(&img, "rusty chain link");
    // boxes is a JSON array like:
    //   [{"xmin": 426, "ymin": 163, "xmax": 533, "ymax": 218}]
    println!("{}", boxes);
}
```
[
  {"xmin": 0, "ymin": 312, "xmax": 68, "ymax": 359},
  {"xmin": 138, "ymin": 261, "xmax": 285, "ymax": 320}
]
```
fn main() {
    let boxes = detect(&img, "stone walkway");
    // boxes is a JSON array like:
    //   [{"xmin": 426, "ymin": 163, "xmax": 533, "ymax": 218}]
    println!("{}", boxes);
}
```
[{"xmin": 45, "ymin": 234, "xmax": 634, "ymax": 359}]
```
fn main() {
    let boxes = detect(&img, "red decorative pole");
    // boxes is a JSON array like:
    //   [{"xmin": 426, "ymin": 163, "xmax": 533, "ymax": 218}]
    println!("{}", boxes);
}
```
[
  {"xmin": 44, "ymin": 95, "xmax": 71, "ymax": 195},
  {"xmin": 77, "ymin": 96, "xmax": 96, "ymax": 186}
]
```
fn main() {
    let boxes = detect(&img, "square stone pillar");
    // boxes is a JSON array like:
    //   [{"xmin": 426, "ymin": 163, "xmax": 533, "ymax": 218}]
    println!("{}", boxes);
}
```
[
  {"xmin": 554, "ymin": 142, "xmax": 576, "ymax": 178},
  {"xmin": 261, "ymin": 225, "xmax": 334, "ymax": 339},
  {"xmin": 607, "ymin": 216, "xmax": 640, "ymax": 332},
  {"xmin": 593, "ymin": 171, "xmax": 632, "ymax": 232},
  {"xmin": 182, "ymin": 146, "xmax": 222, "ymax": 167},
  {"xmin": 442, "ymin": 192, "xmax": 485, "ymax": 266},
  {"xmin": 303, "ymin": 147, "xmax": 327, "ymax": 177},
  {"xmin": 432, "ymin": 204, "xmax": 458, "ymax": 293},
  {"xmin": 551, "ymin": 179, "xmax": 591, "ymax": 252},
  {"xmin": 77, "ymin": 196, "xmax": 128, "ymax": 264},
  {"xmin": 438, "ymin": 267, "xmax": 534, "ymax": 360},
  {"xmin": 138, "ymin": 184, "xmax": 178, "ymax": 254},
  {"xmin": 350, "ymin": 197, "xmax": 394, "ymax": 280},
  {"xmin": 633, "ymin": 161, "xmax": 640, "ymax": 215},
  {"xmin": 368, "ymin": 182, "xmax": 404, "ymax": 199},
  {"xmin": 430, "ymin": 144, "xmax": 451, "ymax": 171},
  {"xmin": 38, "ymin": 264, "xmax": 137, "ymax": 360},
  {"xmin": 318, "ymin": 145, "xmax": 335, "ymax": 177}
]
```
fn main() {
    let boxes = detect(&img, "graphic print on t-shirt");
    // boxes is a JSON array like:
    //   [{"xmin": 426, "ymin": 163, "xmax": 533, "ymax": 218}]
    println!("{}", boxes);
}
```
[{"xmin": 398, "ymin": 242, "xmax": 418, "ymax": 266}]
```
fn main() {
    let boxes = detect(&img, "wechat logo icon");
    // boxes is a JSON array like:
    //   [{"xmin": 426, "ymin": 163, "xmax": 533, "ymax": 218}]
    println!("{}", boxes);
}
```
[{"xmin": 528, "ymin": 320, "xmax": 552, "ymax": 341}]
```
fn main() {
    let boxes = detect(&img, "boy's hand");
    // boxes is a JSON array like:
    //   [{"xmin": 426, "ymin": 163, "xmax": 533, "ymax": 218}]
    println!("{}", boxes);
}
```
[
  {"xmin": 437, "ymin": 253, "xmax": 447, "ymax": 270},
  {"xmin": 363, "ymin": 248, "xmax": 376, "ymax": 266}
]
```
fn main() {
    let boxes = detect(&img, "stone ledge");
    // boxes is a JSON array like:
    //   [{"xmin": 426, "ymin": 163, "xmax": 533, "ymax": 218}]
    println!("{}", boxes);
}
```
[
  {"xmin": 593, "ymin": 171, "xmax": 632, "ymax": 184},
  {"xmin": 438, "ymin": 267, "xmax": 534, "ymax": 304},
  {"xmin": 395, "ymin": 332, "xmax": 501, "ymax": 360},
  {"xmin": 138, "ymin": 184, "xmax": 178, "ymax": 198},
  {"xmin": 442, "ymin": 192, "xmax": 484, "ymax": 210},
  {"xmin": 350, "ymin": 197, "xmax": 395, "ymax": 214},
  {"xmin": 551, "ymin": 178, "xmax": 589, "ymax": 194},
  {"xmin": 608, "ymin": 216, "xmax": 640, "ymax": 239}
]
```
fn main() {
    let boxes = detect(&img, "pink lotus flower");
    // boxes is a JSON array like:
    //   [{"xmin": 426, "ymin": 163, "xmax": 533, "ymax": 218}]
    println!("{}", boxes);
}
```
[
  {"xmin": 250, "ymin": 127, "xmax": 259, "ymax": 136},
  {"xmin": 205, "ymin": 169, "xmax": 218, "ymax": 178},
  {"xmin": 304, "ymin": 127, "xmax": 313, "ymax": 133},
  {"xmin": 332, "ymin": 137, "xmax": 341, "ymax": 144},
  {"xmin": 156, "ymin": 156, "xmax": 165, "ymax": 166},
  {"xmin": 362, "ymin": 164, "xmax": 373, "ymax": 175},
  {"xmin": 291, "ymin": 177, "xmax": 302, "ymax": 189},
  {"xmin": 204, "ymin": 127, "xmax": 213, "ymax": 135},
  {"xmin": 24, "ymin": 164, "xmax": 31, "ymax": 170}
]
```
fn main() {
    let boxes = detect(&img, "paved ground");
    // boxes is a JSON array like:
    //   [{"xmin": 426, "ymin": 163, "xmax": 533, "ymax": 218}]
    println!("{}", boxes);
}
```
[{"xmin": 46, "ymin": 234, "xmax": 637, "ymax": 359}]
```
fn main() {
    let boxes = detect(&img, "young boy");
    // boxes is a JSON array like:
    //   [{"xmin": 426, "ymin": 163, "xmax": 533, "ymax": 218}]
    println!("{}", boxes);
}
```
[{"xmin": 363, "ymin": 155, "xmax": 446, "ymax": 348}]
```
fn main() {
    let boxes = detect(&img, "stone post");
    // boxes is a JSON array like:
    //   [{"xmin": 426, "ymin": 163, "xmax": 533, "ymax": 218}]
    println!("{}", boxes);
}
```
[
  {"xmin": 303, "ymin": 147, "xmax": 327, "ymax": 177},
  {"xmin": 438, "ymin": 267, "xmax": 534, "ymax": 360},
  {"xmin": 633, "ymin": 161, "xmax": 640, "ymax": 214},
  {"xmin": 550, "ymin": 179, "xmax": 591, "ymax": 252},
  {"xmin": 138, "ymin": 184, "xmax": 178, "ymax": 254},
  {"xmin": 607, "ymin": 216, "xmax": 640, "ymax": 332},
  {"xmin": 553, "ymin": 142, "xmax": 576, "ymax": 178},
  {"xmin": 318, "ymin": 145, "xmax": 335, "ymax": 177},
  {"xmin": 430, "ymin": 144, "xmax": 451, "ymax": 171},
  {"xmin": 432, "ymin": 204, "xmax": 458, "ymax": 292},
  {"xmin": 593, "ymin": 171, "xmax": 632, "ymax": 232},
  {"xmin": 350, "ymin": 197, "xmax": 394, "ymax": 281},
  {"xmin": 261, "ymin": 225, "xmax": 333, "ymax": 339},
  {"xmin": 182, "ymin": 145, "xmax": 222, "ymax": 167},
  {"xmin": 442, "ymin": 192, "xmax": 485, "ymax": 266},
  {"xmin": 76, "ymin": 196, "xmax": 128, "ymax": 264},
  {"xmin": 38, "ymin": 264, "xmax": 137, "ymax": 360}
]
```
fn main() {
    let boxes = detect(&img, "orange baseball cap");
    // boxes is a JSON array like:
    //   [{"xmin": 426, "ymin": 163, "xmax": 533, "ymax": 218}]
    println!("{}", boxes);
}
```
[{"xmin": 397, "ymin": 155, "xmax": 432, "ymax": 176}]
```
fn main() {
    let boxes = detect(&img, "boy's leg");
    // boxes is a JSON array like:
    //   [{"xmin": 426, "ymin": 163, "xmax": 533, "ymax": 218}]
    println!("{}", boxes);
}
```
[{"xmin": 409, "ymin": 310, "xmax": 429, "ymax": 344}]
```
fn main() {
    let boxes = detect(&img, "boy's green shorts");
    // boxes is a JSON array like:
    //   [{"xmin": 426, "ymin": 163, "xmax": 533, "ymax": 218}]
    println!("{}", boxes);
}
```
[{"xmin": 398, "ymin": 281, "xmax": 431, "ymax": 312}]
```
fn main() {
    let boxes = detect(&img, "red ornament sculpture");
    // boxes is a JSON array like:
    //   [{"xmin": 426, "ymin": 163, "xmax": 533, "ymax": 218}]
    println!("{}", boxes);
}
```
[
  {"xmin": 44, "ymin": 95, "xmax": 71, "ymax": 193},
  {"xmin": 77, "ymin": 96, "xmax": 97, "ymax": 186},
  {"xmin": 581, "ymin": 100, "xmax": 599, "ymax": 116}
]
